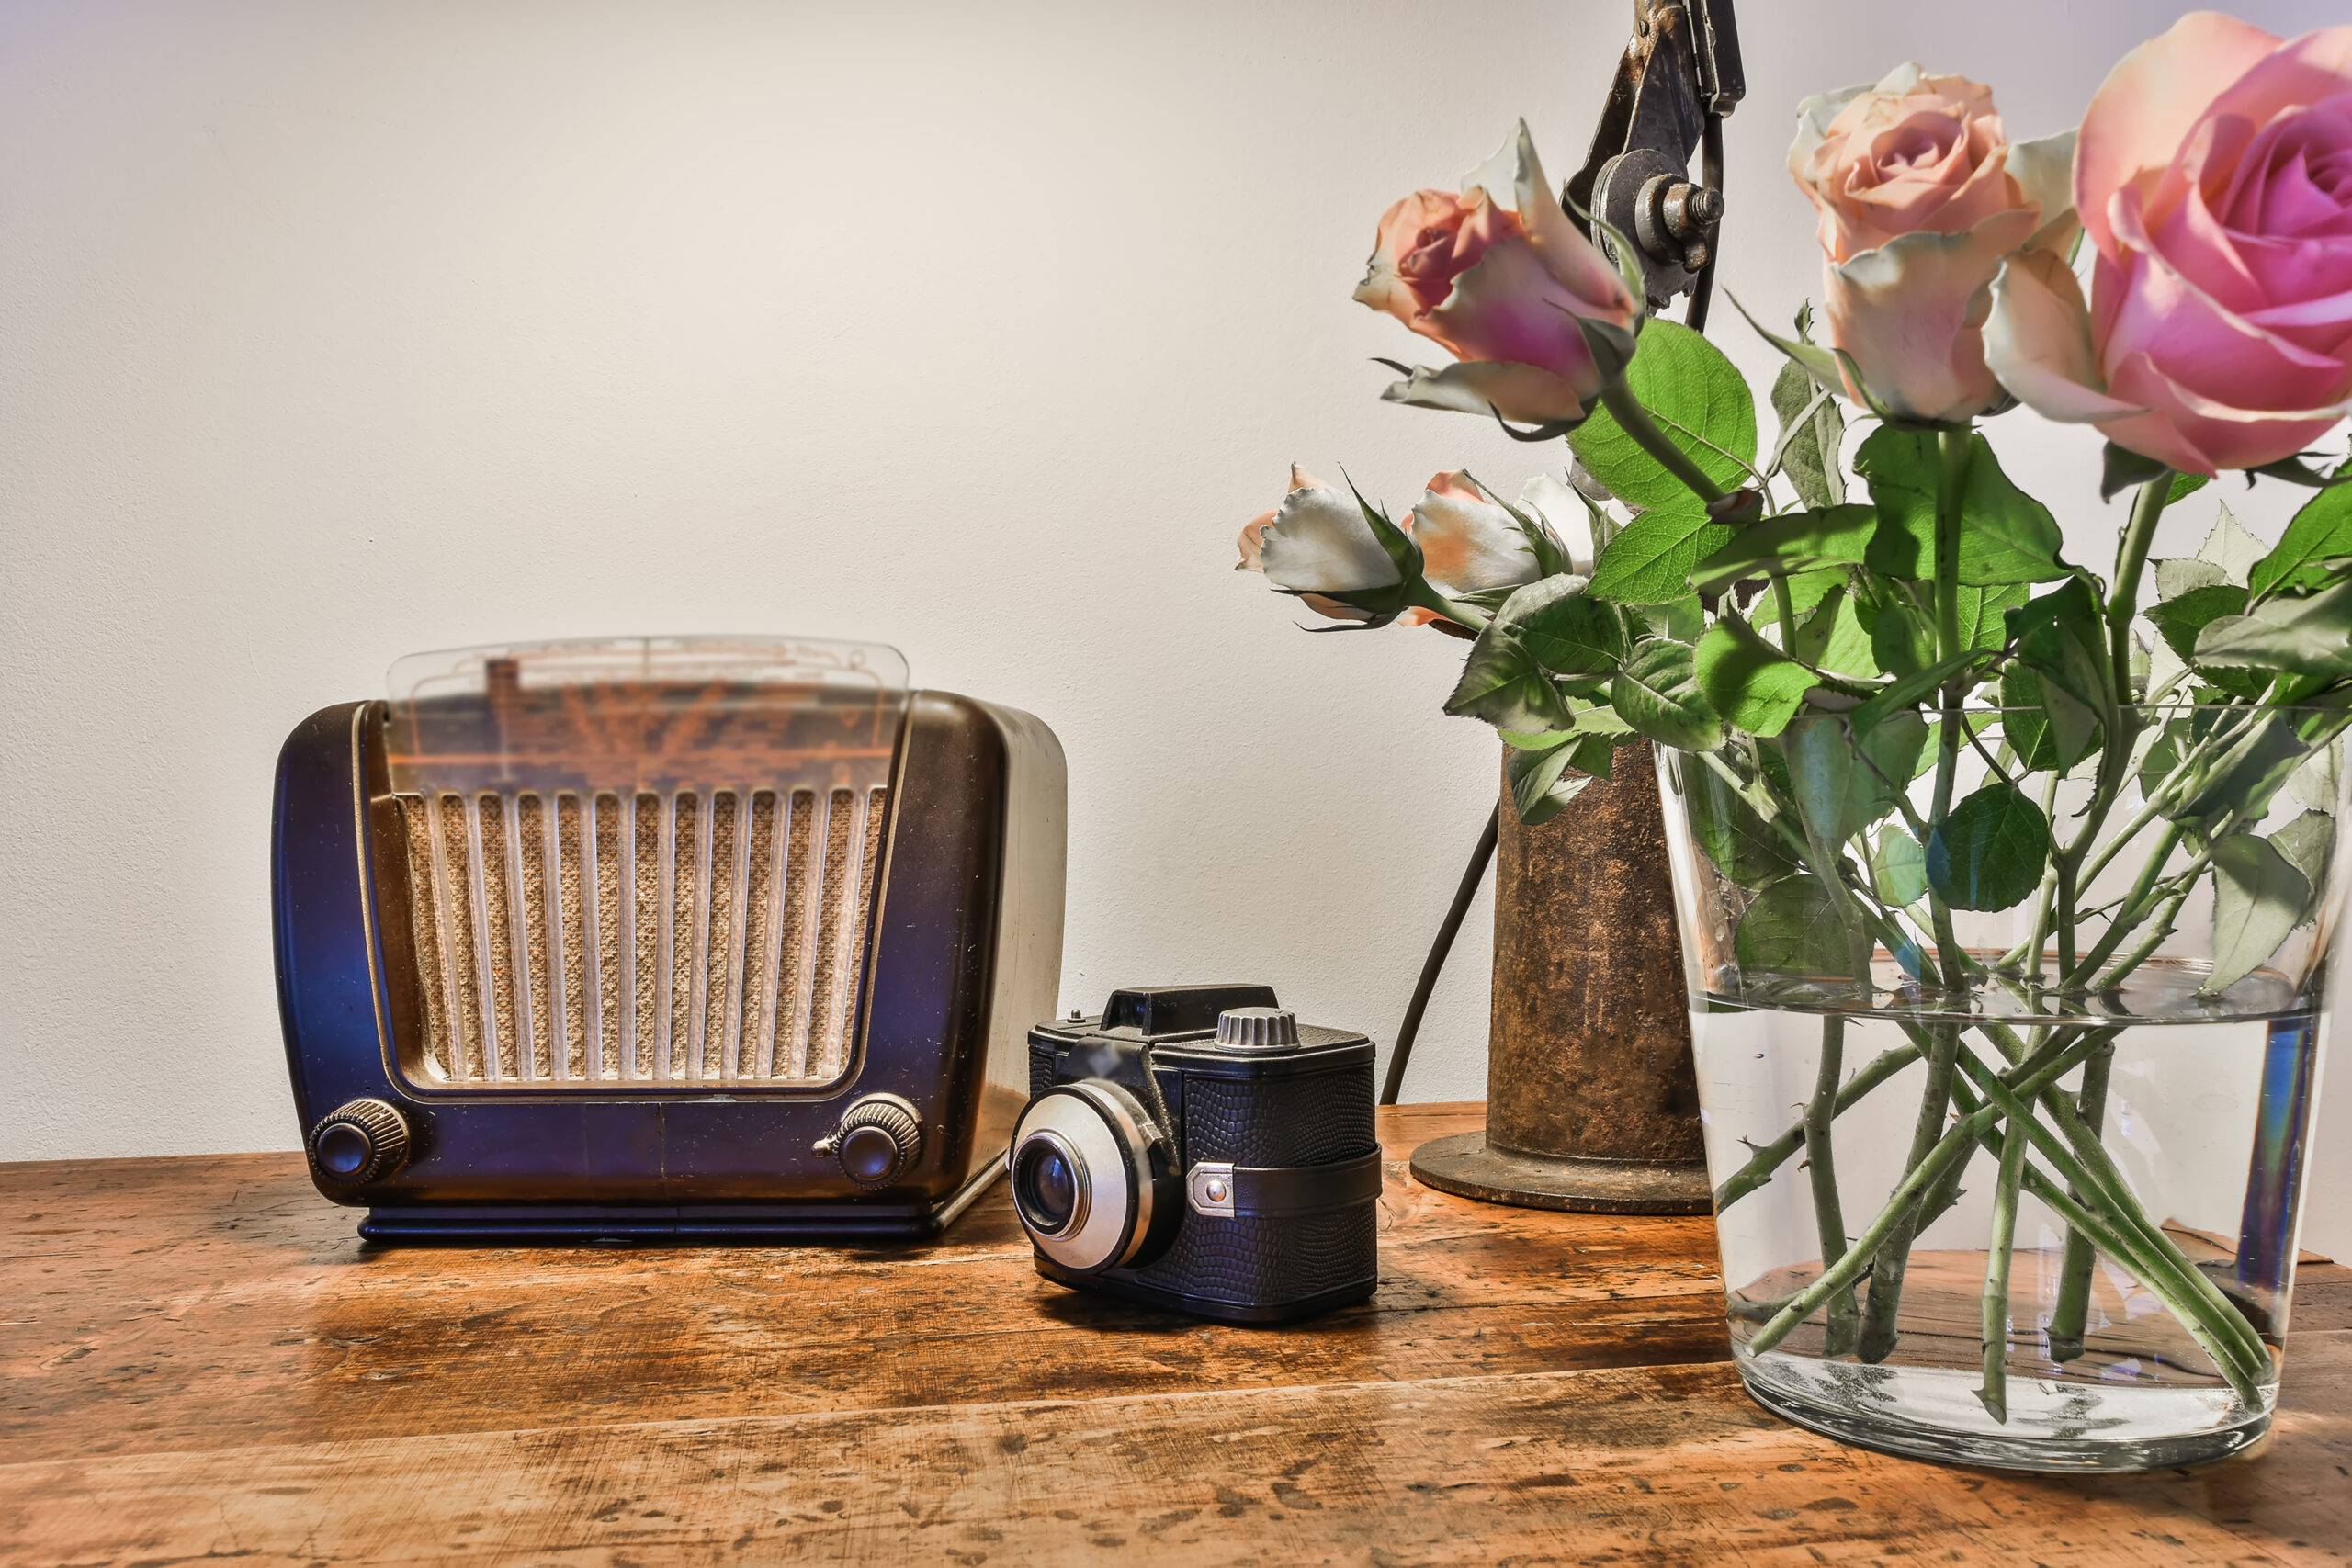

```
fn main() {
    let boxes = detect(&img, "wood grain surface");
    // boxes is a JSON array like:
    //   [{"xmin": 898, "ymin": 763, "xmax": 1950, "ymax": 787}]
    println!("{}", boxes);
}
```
[{"xmin": 2, "ymin": 1102, "xmax": 2345, "ymax": 1566}]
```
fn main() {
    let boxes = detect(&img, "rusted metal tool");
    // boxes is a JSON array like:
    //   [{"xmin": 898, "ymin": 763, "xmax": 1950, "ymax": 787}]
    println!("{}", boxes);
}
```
[
  {"xmin": 1391, "ymin": 3, "xmax": 1742, "ymax": 1215},
  {"xmin": 1569, "ymin": 0, "xmax": 1743, "ymax": 317}
]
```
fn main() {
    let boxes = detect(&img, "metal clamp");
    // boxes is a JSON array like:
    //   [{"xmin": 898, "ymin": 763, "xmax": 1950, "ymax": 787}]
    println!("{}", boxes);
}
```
[
  {"xmin": 1184, "ymin": 1152, "xmax": 1385, "ymax": 1221},
  {"xmin": 1567, "ymin": 1, "xmax": 1745, "ymax": 310},
  {"xmin": 1188, "ymin": 1163, "xmax": 1238, "ymax": 1217}
]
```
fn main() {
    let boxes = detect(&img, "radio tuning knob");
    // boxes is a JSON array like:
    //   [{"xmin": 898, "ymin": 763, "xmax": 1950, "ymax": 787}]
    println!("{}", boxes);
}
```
[
  {"xmin": 817, "ymin": 1094, "xmax": 923, "ymax": 1187},
  {"xmin": 308, "ymin": 1098, "xmax": 412, "ymax": 1190}
]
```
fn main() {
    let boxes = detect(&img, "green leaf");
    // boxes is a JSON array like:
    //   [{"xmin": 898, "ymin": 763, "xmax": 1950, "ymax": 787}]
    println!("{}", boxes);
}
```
[
  {"xmin": 2137, "ymin": 716, "xmax": 2191, "ymax": 800},
  {"xmin": 1447, "ymin": 636, "xmax": 1565, "ymax": 731},
  {"xmin": 1498, "ymin": 728, "xmax": 1577, "ymax": 752},
  {"xmin": 2194, "ymin": 581, "xmax": 2352, "ymax": 678},
  {"xmin": 1770, "ymin": 359, "xmax": 1846, "ymax": 510},
  {"xmin": 2007, "ymin": 577, "xmax": 2112, "ymax": 761},
  {"xmin": 2196, "ymin": 501, "xmax": 2267, "ymax": 587},
  {"xmin": 1732, "ymin": 875, "xmax": 1851, "ymax": 976},
  {"xmin": 2249, "ymin": 468, "xmax": 2352, "ymax": 599},
  {"xmin": 2168, "ymin": 472, "xmax": 2212, "ymax": 505},
  {"xmin": 1788, "ymin": 582, "xmax": 1880, "ymax": 678},
  {"xmin": 1860, "ymin": 575, "xmax": 2022, "ymax": 676},
  {"xmin": 2290, "ymin": 741, "xmax": 2342, "ymax": 816},
  {"xmin": 1690, "ymin": 504, "xmax": 1876, "ymax": 594},
  {"xmin": 1729, "ymin": 292, "xmax": 1849, "ymax": 398},
  {"xmin": 1845, "ymin": 649, "xmax": 1991, "ymax": 737},
  {"xmin": 2146, "ymin": 581, "xmax": 2266, "ymax": 698},
  {"xmin": 1783, "ymin": 712, "xmax": 1920, "ymax": 847},
  {"xmin": 1443, "ymin": 578, "xmax": 1585, "ymax": 731},
  {"xmin": 2000, "ymin": 665, "xmax": 2100, "ymax": 773},
  {"xmin": 2100, "ymin": 442, "xmax": 2169, "ymax": 501},
  {"xmin": 2146, "ymin": 582, "xmax": 2250, "ymax": 662},
  {"xmin": 2154, "ymin": 556, "xmax": 2229, "ymax": 601},
  {"xmin": 1870, "ymin": 710, "xmax": 1935, "ymax": 783},
  {"xmin": 1925, "ymin": 784, "xmax": 2052, "ymax": 912},
  {"xmin": 1871, "ymin": 829, "xmax": 1928, "ymax": 906},
  {"xmin": 1586, "ymin": 502, "xmax": 1729, "ymax": 605},
  {"xmin": 1856, "ymin": 428, "xmax": 2069, "ymax": 586},
  {"xmin": 1750, "ymin": 567, "xmax": 1845, "ymax": 630},
  {"xmin": 1679, "ymin": 763, "xmax": 1799, "ymax": 888},
  {"xmin": 1562, "ymin": 697, "xmax": 1634, "ymax": 736},
  {"xmin": 1519, "ymin": 582, "xmax": 1629, "ymax": 675},
  {"xmin": 1651, "ymin": 593, "xmax": 1706, "ymax": 643},
  {"xmin": 1611, "ymin": 639, "xmax": 1724, "ymax": 750},
  {"xmin": 2179, "ymin": 709, "xmax": 2335, "ymax": 830},
  {"xmin": 2251, "ymin": 451, "xmax": 2352, "ymax": 489},
  {"xmin": 1507, "ymin": 740, "xmax": 1595, "ymax": 825},
  {"xmin": 2204, "ymin": 832, "xmax": 2311, "ymax": 994},
  {"xmin": 1567, "ymin": 320, "xmax": 1758, "ymax": 508},
  {"xmin": 2271, "ymin": 810, "xmax": 2335, "ymax": 919},
  {"xmin": 1567, "ymin": 732, "xmax": 1620, "ymax": 778},
  {"xmin": 1694, "ymin": 614, "xmax": 1817, "ymax": 737}
]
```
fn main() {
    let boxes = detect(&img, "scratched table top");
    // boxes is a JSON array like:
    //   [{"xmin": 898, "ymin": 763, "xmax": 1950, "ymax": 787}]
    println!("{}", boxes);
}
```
[{"xmin": 3, "ymin": 1102, "xmax": 2346, "ymax": 1565}]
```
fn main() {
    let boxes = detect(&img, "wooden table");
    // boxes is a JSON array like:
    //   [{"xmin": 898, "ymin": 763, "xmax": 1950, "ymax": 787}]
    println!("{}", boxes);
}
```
[{"xmin": 3, "ymin": 1103, "xmax": 2346, "ymax": 1565}]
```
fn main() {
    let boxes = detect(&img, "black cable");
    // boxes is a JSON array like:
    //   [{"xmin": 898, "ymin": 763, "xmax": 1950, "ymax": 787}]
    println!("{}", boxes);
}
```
[{"xmin": 1379, "ymin": 805, "xmax": 1500, "ymax": 1105}]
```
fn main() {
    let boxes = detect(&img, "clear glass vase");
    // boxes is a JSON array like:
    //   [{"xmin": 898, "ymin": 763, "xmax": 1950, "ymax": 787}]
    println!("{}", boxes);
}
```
[{"xmin": 1654, "ymin": 704, "xmax": 2348, "ymax": 1472}]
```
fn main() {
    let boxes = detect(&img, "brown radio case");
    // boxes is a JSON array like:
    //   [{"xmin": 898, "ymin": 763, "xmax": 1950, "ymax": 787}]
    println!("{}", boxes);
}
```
[{"xmin": 273, "ymin": 682, "xmax": 1066, "ymax": 1241}]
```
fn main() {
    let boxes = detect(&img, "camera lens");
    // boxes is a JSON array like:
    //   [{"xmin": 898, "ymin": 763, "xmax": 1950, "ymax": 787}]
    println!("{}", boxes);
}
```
[
  {"xmin": 1007, "ymin": 1081, "xmax": 1174, "ymax": 1273},
  {"xmin": 1013, "ymin": 1137, "xmax": 1080, "ymax": 1235}
]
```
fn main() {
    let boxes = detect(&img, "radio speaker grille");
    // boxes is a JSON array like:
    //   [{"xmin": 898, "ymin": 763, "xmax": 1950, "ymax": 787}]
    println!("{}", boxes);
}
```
[{"xmin": 389, "ymin": 786, "xmax": 886, "ymax": 1089}]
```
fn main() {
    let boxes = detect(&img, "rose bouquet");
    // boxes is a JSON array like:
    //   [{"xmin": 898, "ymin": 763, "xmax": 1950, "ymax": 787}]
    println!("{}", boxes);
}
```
[{"xmin": 1238, "ymin": 13, "xmax": 2352, "ymax": 1470}]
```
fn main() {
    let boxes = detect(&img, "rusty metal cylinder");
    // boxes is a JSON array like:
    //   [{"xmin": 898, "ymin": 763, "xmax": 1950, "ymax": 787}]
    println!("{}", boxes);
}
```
[{"xmin": 1409, "ymin": 745, "xmax": 1711, "ymax": 1213}]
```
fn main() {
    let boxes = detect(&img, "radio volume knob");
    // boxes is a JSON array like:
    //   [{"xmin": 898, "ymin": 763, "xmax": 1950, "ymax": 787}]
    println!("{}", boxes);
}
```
[
  {"xmin": 308, "ymin": 1099, "xmax": 412, "ymax": 1190},
  {"xmin": 822, "ymin": 1094, "xmax": 922, "ymax": 1187}
]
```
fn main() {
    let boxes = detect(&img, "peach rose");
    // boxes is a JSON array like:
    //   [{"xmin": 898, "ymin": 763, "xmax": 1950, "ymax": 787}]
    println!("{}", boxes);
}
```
[
  {"xmin": 1791, "ymin": 64, "xmax": 2075, "ymax": 423},
  {"xmin": 1354, "ymin": 122, "xmax": 1640, "ymax": 428},
  {"xmin": 1238, "ymin": 468, "xmax": 1577, "ymax": 629},
  {"xmin": 1408, "ymin": 473, "xmax": 1545, "ymax": 596},
  {"xmin": 1396, "ymin": 472, "xmax": 1590, "ymax": 630},
  {"xmin": 1236, "ymin": 466, "xmax": 1389, "ymax": 623},
  {"xmin": 1985, "ymin": 14, "xmax": 2352, "ymax": 476}
]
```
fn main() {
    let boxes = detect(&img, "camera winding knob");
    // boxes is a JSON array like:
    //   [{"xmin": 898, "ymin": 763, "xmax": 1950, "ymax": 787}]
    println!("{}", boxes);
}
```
[
  {"xmin": 307, "ymin": 1098, "xmax": 412, "ymax": 1190},
  {"xmin": 819, "ymin": 1094, "xmax": 923, "ymax": 1187},
  {"xmin": 1215, "ymin": 1007, "xmax": 1299, "ymax": 1051}
]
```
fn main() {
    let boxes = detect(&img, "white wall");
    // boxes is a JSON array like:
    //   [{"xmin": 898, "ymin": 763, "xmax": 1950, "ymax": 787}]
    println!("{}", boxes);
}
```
[{"xmin": 5, "ymin": 0, "xmax": 2347, "ymax": 1252}]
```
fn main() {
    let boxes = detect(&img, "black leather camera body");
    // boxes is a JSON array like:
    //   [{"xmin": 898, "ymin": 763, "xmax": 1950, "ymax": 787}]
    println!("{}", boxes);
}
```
[{"xmin": 1010, "ymin": 985, "xmax": 1381, "ymax": 1324}]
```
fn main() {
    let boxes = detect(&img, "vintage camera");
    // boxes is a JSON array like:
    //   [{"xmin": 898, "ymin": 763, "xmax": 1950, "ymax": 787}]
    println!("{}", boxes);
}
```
[{"xmin": 1009, "ymin": 985, "xmax": 1381, "ymax": 1324}]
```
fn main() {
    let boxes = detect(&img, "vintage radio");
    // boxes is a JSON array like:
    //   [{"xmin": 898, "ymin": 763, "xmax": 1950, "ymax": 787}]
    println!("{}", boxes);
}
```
[{"xmin": 272, "ymin": 636, "xmax": 1066, "ymax": 1241}]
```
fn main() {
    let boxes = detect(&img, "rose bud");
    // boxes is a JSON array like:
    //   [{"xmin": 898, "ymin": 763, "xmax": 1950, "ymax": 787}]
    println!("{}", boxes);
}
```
[
  {"xmin": 1408, "ymin": 472, "xmax": 1546, "ymax": 598},
  {"xmin": 1237, "ymin": 466, "xmax": 1402, "ymax": 623}
]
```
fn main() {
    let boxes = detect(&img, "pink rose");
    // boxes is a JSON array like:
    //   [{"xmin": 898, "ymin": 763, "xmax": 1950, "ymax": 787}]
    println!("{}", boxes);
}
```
[
  {"xmin": 1790, "ymin": 64, "xmax": 2075, "ymax": 423},
  {"xmin": 1986, "ymin": 14, "xmax": 2352, "ymax": 476},
  {"xmin": 1353, "ymin": 122, "xmax": 1640, "ymax": 428}
]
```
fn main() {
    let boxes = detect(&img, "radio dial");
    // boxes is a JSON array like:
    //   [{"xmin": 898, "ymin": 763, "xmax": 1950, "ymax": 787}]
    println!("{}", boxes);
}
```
[
  {"xmin": 819, "ymin": 1094, "xmax": 923, "ymax": 1187},
  {"xmin": 308, "ymin": 1099, "xmax": 412, "ymax": 1190}
]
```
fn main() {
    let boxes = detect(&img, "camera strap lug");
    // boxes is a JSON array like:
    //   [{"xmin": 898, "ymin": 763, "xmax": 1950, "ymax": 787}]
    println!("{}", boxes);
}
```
[{"xmin": 1184, "ymin": 1151, "xmax": 1384, "ymax": 1220}]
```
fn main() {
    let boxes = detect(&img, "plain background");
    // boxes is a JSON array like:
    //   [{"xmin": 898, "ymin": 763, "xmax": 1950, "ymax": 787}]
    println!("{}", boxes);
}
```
[{"xmin": 5, "ymin": 0, "xmax": 2347, "ymax": 1253}]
